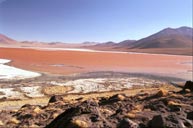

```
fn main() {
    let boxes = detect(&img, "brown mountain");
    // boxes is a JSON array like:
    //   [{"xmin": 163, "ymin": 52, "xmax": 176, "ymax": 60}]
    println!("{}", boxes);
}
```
[
  {"xmin": 94, "ymin": 41, "xmax": 116, "ymax": 47},
  {"xmin": 86, "ymin": 26, "xmax": 192, "ymax": 55},
  {"xmin": 0, "ymin": 33, "xmax": 18, "ymax": 45},
  {"xmin": 87, "ymin": 40, "xmax": 136, "ymax": 50},
  {"xmin": 116, "ymin": 40, "xmax": 136, "ymax": 48},
  {"xmin": 131, "ymin": 26, "xmax": 192, "ymax": 49},
  {"xmin": 0, "ymin": 34, "xmax": 95, "ymax": 48},
  {"xmin": 89, "ymin": 27, "xmax": 193, "ymax": 50}
]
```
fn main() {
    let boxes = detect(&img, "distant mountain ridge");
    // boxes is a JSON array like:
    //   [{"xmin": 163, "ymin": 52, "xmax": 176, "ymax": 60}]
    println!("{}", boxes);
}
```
[
  {"xmin": 0, "ymin": 34, "xmax": 18, "ymax": 45},
  {"xmin": 88, "ymin": 26, "xmax": 192, "ymax": 49},
  {"xmin": 0, "ymin": 26, "xmax": 192, "ymax": 49},
  {"xmin": 131, "ymin": 26, "xmax": 192, "ymax": 49},
  {"xmin": 141, "ymin": 27, "xmax": 192, "ymax": 40}
]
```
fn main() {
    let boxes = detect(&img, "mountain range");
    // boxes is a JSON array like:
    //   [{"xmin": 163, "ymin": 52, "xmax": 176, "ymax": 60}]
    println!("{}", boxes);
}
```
[
  {"xmin": 86, "ymin": 26, "xmax": 193, "ymax": 55},
  {"xmin": 91, "ymin": 26, "xmax": 192, "ymax": 49},
  {"xmin": 0, "ymin": 26, "xmax": 192, "ymax": 55}
]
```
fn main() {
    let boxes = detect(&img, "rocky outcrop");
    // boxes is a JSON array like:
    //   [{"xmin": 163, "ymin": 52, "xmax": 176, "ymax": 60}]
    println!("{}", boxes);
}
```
[
  {"xmin": 48, "ymin": 95, "xmax": 64, "ymax": 103},
  {"xmin": 0, "ymin": 81, "xmax": 192, "ymax": 128},
  {"xmin": 183, "ymin": 81, "xmax": 193, "ymax": 92}
]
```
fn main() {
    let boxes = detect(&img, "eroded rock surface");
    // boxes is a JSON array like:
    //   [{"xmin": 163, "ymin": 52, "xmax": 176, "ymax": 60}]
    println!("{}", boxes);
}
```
[{"xmin": 0, "ymin": 82, "xmax": 193, "ymax": 128}]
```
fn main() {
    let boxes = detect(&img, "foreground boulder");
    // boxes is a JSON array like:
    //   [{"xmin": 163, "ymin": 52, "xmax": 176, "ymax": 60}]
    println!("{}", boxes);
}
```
[
  {"xmin": 149, "ymin": 115, "xmax": 166, "ymax": 128},
  {"xmin": 48, "ymin": 95, "xmax": 64, "ymax": 103},
  {"xmin": 183, "ymin": 81, "xmax": 193, "ymax": 92},
  {"xmin": 187, "ymin": 111, "xmax": 193, "ymax": 120},
  {"xmin": 118, "ymin": 118, "xmax": 138, "ymax": 128}
]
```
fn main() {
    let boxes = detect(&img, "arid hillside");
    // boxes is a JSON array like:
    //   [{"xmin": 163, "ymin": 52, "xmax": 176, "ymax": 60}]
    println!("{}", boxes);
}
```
[{"xmin": 86, "ymin": 27, "xmax": 193, "ymax": 55}]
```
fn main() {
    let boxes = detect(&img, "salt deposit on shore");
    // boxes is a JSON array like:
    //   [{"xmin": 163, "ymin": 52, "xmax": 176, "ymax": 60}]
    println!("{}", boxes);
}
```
[
  {"xmin": 50, "ymin": 78, "xmax": 163, "ymax": 93},
  {"xmin": 0, "ymin": 59, "xmax": 11, "ymax": 64},
  {"xmin": 0, "ymin": 86, "xmax": 44, "ymax": 99},
  {"xmin": 20, "ymin": 86, "xmax": 44, "ymax": 98},
  {"xmin": 0, "ymin": 59, "xmax": 41, "ymax": 80},
  {"xmin": 0, "ymin": 88, "xmax": 23, "ymax": 99}
]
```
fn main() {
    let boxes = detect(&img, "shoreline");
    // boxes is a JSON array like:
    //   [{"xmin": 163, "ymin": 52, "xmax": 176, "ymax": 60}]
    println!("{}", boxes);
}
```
[
  {"xmin": 0, "ymin": 71, "xmax": 186, "ymax": 110},
  {"xmin": 0, "ymin": 59, "xmax": 41, "ymax": 80},
  {"xmin": 0, "ymin": 46, "xmax": 192, "ymax": 57},
  {"xmin": 0, "ymin": 71, "xmax": 187, "ymax": 83}
]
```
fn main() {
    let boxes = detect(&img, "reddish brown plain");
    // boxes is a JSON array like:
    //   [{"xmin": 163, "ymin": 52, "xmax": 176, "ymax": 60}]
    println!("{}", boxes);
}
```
[{"xmin": 0, "ymin": 47, "xmax": 192, "ymax": 79}]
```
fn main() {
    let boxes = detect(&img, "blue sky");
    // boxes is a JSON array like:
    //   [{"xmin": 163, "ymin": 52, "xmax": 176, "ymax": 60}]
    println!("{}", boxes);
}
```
[{"xmin": 0, "ymin": 0, "xmax": 192, "ymax": 43}]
